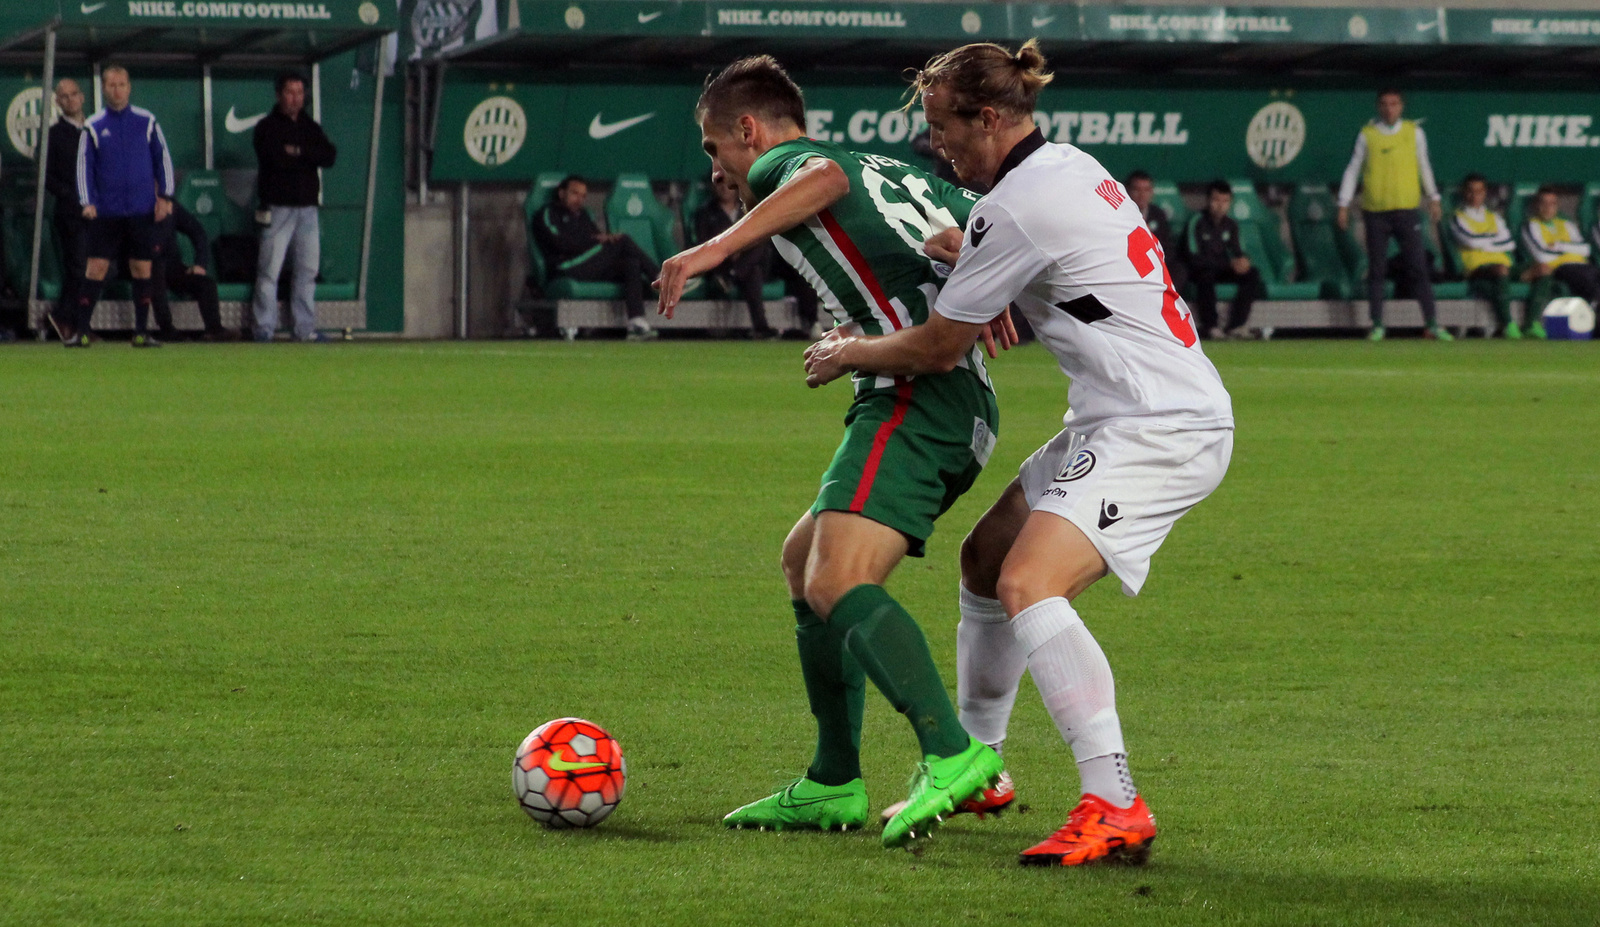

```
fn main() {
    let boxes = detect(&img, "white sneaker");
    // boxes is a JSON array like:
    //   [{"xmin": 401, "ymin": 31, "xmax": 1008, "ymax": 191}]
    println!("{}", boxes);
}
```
[
  {"xmin": 626, "ymin": 319, "xmax": 659, "ymax": 342},
  {"xmin": 808, "ymin": 321, "xmax": 826, "ymax": 340}
]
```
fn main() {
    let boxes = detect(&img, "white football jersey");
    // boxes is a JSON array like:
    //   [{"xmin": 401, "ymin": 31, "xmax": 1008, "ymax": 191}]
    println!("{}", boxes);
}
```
[{"xmin": 936, "ymin": 132, "xmax": 1233, "ymax": 433}]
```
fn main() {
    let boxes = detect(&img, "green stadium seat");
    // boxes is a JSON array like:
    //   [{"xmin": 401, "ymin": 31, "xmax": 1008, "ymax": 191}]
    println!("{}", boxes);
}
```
[
  {"xmin": 1150, "ymin": 181, "xmax": 1190, "ymax": 236},
  {"xmin": 606, "ymin": 174, "xmax": 676, "ymax": 263},
  {"xmin": 1288, "ymin": 184, "xmax": 1364, "ymax": 299},
  {"xmin": 525, "ymin": 172, "xmax": 620, "ymax": 300}
]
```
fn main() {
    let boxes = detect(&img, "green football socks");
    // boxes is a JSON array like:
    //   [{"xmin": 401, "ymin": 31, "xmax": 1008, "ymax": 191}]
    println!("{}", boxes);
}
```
[
  {"xmin": 827, "ymin": 584, "xmax": 970, "ymax": 760},
  {"xmin": 794, "ymin": 600, "xmax": 865, "ymax": 787}
]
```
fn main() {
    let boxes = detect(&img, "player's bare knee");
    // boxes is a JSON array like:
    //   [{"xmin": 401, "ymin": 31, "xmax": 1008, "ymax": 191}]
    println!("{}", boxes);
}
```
[{"xmin": 959, "ymin": 530, "xmax": 1001, "ymax": 599}]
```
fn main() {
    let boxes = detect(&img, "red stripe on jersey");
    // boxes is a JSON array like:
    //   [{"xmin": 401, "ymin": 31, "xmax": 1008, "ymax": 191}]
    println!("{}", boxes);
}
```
[
  {"xmin": 816, "ymin": 208, "xmax": 904, "ymax": 330},
  {"xmin": 850, "ymin": 379, "xmax": 915, "ymax": 513},
  {"xmin": 1096, "ymin": 178, "xmax": 1125, "ymax": 210}
]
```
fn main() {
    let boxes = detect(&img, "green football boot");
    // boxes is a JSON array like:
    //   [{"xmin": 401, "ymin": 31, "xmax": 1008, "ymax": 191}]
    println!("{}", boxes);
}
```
[
  {"xmin": 724, "ymin": 777, "xmax": 868, "ymax": 832},
  {"xmin": 1527, "ymin": 320, "xmax": 1548, "ymax": 339},
  {"xmin": 881, "ymin": 738, "xmax": 1003, "ymax": 849},
  {"xmin": 1425, "ymin": 324, "xmax": 1455, "ymax": 342},
  {"xmin": 1367, "ymin": 326, "xmax": 1386, "ymax": 342},
  {"xmin": 1503, "ymin": 321, "xmax": 1523, "ymax": 339}
]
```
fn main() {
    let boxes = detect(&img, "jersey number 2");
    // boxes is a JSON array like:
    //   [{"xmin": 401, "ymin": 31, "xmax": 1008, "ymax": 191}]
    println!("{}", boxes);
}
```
[{"xmin": 1126, "ymin": 227, "xmax": 1196, "ymax": 347}]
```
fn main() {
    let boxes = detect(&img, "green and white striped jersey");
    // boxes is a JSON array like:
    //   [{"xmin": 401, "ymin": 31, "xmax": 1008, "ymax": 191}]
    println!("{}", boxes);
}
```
[{"xmin": 747, "ymin": 137, "xmax": 991, "ymax": 395}]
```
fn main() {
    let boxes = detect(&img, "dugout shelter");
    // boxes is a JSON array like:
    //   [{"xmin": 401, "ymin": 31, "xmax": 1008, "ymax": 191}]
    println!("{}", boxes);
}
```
[
  {"xmin": 415, "ymin": 0, "xmax": 1600, "ymax": 338},
  {"xmin": 0, "ymin": 0, "xmax": 397, "ymax": 335}
]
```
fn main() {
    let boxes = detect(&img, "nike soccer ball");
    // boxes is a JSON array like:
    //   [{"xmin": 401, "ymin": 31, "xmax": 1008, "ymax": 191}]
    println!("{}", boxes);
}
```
[{"xmin": 514, "ymin": 718, "xmax": 627, "ymax": 828}]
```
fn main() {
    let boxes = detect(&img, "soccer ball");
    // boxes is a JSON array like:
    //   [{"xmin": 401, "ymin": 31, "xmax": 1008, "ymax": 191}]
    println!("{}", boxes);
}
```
[{"xmin": 513, "ymin": 717, "xmax": 627, "ymax": 828}]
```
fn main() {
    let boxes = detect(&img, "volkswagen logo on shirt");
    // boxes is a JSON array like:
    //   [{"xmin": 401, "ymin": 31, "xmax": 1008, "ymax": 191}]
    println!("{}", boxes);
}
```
[{"xmin": 1054, "ymin": 449, "xmax": 1096, "ymax": 482}]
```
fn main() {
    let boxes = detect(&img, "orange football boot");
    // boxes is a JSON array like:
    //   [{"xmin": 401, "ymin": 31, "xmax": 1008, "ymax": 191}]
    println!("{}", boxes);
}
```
[
  {"xmin": 879, "ymin": 770, "xmax": 1016, "ymax": 823},
  {"xmin": 1018, "ymin": 793, "xmax": 1156, "ymax": 867}
]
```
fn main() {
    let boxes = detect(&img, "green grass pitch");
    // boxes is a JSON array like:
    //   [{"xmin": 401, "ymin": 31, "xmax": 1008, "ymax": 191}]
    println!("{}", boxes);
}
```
[{"xmin": 2, "ymin": 338, "xmax": 1597, "ymax": 926}]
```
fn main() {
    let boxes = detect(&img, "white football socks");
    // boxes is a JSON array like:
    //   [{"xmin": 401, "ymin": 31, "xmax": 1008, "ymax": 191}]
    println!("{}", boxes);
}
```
[
  {"xmin": 956, "ymin": 585, "xmax": 1028, "ymax": 751},
  {"xmin": 1012, "ymin": 596, "xmax": 1137, "ymax": 808}
]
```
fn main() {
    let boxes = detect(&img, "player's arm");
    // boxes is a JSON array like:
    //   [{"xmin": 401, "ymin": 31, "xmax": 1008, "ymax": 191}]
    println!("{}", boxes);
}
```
[
  {"xmin": 804, "ymin": 310, "xmax": 986, "ymax": 386},
  {"xmin": 806, "ymin": 201, "xmax": 1039, "ymax": 387},
  {"xmin": 655, "ymin": 157, "xmax": 848, "ymax": 317}
]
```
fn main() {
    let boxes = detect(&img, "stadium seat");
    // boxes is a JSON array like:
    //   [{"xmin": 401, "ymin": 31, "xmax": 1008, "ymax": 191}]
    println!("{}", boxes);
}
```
[
  {"xmin": 1288, "ymin": 184, "xmax": 1364, "ymax": 299},
  {"xmin": 607, "ymin": 174, "xmax": 708, "ymax": 299},
  {"xmin": 606, "ymin": 174, "xmax": 676, "ymax": 264},
  {"xmin": 525, "ymin": 172, "xmax": 620, "ymax": 300},
  {"xmin": 1150, "ymin": 181, "xmax": 1190, "ymax": 237}
]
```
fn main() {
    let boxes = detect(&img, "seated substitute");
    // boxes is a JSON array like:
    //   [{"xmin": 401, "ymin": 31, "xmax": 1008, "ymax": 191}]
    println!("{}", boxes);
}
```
[
  {"xmin": 150, "ymin": 201, "xmax": 235, "ymax": 342},
  {"xmin": 530, "ymin": 175, "xmax": 658, "ymax": 341},
  {"xmin": 1184, "ymin": 180, "xmax": 1262, "ymax": 340},
  {"xmin": 1522, "ymin": 186, "xmax": 1600, "ymax": 318},
  {"xmin": 1124, "ymin": 170, "xmax": 1188, "ymax": 295},
  {"xmin": 1449, "ymin": 174, "xmax": 1524, "ymax": 338},
  {"xmin": 692, "ymin": 179, "xmax": 777, "ymax": 339}
]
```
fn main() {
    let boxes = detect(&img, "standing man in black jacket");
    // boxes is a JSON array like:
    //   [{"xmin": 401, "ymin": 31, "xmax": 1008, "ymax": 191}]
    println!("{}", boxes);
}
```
[
  {"xmin": 530, "ymin": 176, "xmax": 658, "ymax": 341},
  {"xmin": 1185, "ymin": 180, "xmax": 1263, "ymax": 340},
  {"xmin": 251, "ymin": 71, "xmax": 336, "ymax": 342},
  {"xmin": 44, "ymin": 78, "xmax": 88, "ymax": 340}
]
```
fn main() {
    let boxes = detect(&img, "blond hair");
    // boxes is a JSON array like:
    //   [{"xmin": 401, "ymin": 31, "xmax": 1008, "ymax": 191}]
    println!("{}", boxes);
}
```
[{"xmin": 909, "ymin": 39, "xmax": 1052, "ymax": 119}]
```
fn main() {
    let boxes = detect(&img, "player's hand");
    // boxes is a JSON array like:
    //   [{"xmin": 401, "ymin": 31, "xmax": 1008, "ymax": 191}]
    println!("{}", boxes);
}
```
[
  {"xmin": 154, "ymin": 198, "xmax": 172, "ymax": 222},
  {"xmin": 803, "ymin": 329, "xmax": 857, "ymax": 388},
  {"xmin": 1428, "ymin": 200, "xmax": 1443, "ymax": 223},
  {"xmin": 1336, "ymin": 206, "xmax": 1349, "ymax": 230},
  {"xmin": 979, "ymin": 306, "xmax": 1020, "ymax": 358},
  {"xmin": 654, "ymin": 242, "xmax": 726, "ymax": 318},
  {"xmin": 82, "ymin": 205, "xmax": 97, "ymax": 220},
  {"xmin": 1231, "ymin": 256, "xmax": 1252, "ymax": 275},
  {"xmin": 923, "ymin": 227, "xmax": 963, "ymax": 265},
  {"xmin": 190, "ymin": 265, "xmax": 206, "ymax": 276}
]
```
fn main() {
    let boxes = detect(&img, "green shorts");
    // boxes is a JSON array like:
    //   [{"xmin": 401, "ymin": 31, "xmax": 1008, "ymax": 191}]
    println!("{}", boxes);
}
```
[{"xmin": 811, "ymin": 369, "xmax": 999, "ymax": 557}]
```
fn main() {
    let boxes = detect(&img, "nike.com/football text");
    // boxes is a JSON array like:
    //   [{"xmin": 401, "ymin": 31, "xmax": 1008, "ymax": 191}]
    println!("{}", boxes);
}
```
[{"xmin": 124, "ymin": 2, "xmax": 333, "ymax": 20}]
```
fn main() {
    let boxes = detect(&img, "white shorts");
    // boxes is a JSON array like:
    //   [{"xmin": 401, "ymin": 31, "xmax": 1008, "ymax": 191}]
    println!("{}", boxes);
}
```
[{"xmin": 1018, "ymin": 421, "xmax": 1233, "ymax": 596}]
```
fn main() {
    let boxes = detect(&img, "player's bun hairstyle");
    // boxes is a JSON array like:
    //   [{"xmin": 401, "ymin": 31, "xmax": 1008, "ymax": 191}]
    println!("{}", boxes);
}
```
[
  {"xmin": 696, "ymin": 56, "xmax": 807, "ymax": 131},
  {"xmin": 909, "ymin": 39, "xmax": 1053, "ymax": 119}
]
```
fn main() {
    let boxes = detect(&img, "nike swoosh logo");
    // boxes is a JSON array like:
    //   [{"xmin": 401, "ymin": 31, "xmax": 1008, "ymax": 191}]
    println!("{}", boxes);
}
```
[
  {"xmin": 547, "ymin": 747, "xmax": 607, "ymax": 772},
  {"xmin": 81, "ymin": 2, "xmax": 106, "ymax": 12},
  {"xmin": 777, "ymin": 793, "xmax": 856, "ymax": 809},
  {"xmin": 637, "ymin": 10, "xmax": 662, "ymax": 23},
  {"xmin": 224, "ymin": 106, "xmax": 267, "ymax": 134},
  {"xmin": 1031, "ymin": 15, "xmax": 1054, "ymax": 27},
  {"xmin": 1415, "ymin": 20, "xmax": 1438, "ymax": 31},
  {"xmin": 588, "ymin": 112, "xmax": 655, "ymax": 140}
]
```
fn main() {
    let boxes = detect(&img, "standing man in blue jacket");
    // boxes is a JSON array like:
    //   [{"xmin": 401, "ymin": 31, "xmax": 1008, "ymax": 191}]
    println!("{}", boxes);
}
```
[{"xmin": 73, "ymin": 65, "xmax": 175, "ymax": 348}]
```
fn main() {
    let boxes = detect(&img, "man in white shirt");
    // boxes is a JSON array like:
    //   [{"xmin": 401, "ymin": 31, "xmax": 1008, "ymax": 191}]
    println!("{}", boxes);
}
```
[
  {"xmin": 805, "ymin": 40, "xmax": 1233, "ymax": 869},
  {"xmin": 1336, "ymin": 90, "xmax": 1448, "ymax": 341}
]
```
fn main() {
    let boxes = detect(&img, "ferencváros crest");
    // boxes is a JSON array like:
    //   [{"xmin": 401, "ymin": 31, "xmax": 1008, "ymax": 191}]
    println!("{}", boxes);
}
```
[
  {"xmin": 412, "ymin": 0, "xmax": 481, "ymax": 52},
  {"xmin": 6, "ymin": 87, "xmax": 56, "ymax": 159},
  {"xmin": 464, "ymin": 96, "xmax": 527, "ymax": 167},
  {"xmin": 1245, "ymin": 101, "xmax": 1306, "ymax": 170}
]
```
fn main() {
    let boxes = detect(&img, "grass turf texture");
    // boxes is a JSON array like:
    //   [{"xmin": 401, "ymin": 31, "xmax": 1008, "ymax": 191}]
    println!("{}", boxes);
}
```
[{"xmin": 2, "ymin": 339, "xmax": 1597, "ymax": 926}]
